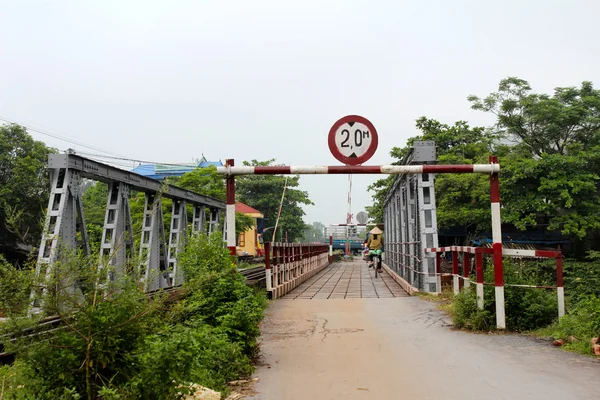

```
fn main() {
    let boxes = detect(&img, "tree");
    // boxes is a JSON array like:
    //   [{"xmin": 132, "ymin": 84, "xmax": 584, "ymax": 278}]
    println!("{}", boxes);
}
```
[
  {"xmin": 169, "ymin": 166, "xmax": 227, "ymax": 201},
  {"xmin": 81, "ymin": 181, "xmax": 108, "ymax": 252},
  {"xmin": 470, "ymin": 78, "xmax": 600, "ymax": 239},
  {"xmin": 0, "ymin": 124, "xmax": 55, "ymax": 255},
  {"xmin": 367, "ymin": 118, "xmax": 497, "ymax": 232},
  {"xmin": 302, "ymin": 221, "xmax": 326, "ymax": 243},
  {"xmin": 468, "ymin": 78, "xmax": 600, "ymax": 156},
  {"xmin": 236, "ymin": 160, "xmax": 313, "ymax": 243}
]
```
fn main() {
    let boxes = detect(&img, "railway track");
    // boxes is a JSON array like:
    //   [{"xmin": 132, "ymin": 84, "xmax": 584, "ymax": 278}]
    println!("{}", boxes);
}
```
[{"xmin": 239, "ymin": 266, "xmax": 266, "ymax": 281}]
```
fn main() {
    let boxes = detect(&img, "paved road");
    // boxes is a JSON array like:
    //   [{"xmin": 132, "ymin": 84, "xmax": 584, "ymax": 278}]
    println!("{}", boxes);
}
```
[{"xmin": 248, "ymin": 261, "xmax": 599, "ymax": 400}]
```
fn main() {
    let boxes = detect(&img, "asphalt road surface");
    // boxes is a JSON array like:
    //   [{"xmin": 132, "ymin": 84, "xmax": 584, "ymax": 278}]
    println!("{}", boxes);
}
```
[{"xmin": 247, "ymin": 261, "xmax": 599, "ymax": 400}]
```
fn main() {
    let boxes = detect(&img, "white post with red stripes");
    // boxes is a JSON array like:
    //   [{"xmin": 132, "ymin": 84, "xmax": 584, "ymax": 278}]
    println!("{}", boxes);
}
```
[
  {"xmin": 225, "ymin": 159, "xmax": 237, "ymax": 260},
  {"xmin": 489, "ymin": 156, "xmax": 505, "ymax": 330},
  {"xmin": 475, "ymin": 252, "xmax": 484, "ymax": 310},
  {"xmin": 556, "ymin": 255, "xmax": 565, "ymax": 318},
  {"xmin": 452, "ymin": 250, "xmax": 459, "ymax": 295},
  {"xmin": 265, "ymin": 242, "xmax": 273, "ymax": 292},
  {"xmin": 463, "ymin": 253, "xmax": 471, "ymax": 289}
]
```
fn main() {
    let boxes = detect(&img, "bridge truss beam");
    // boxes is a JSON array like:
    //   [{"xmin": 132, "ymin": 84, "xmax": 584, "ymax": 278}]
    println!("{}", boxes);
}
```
[{"xmin": 33, "ymin": 152, "xmax": 225, "ymax": 310}]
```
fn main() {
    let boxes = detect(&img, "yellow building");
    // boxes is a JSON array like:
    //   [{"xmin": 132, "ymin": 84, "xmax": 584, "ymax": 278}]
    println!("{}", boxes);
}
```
[{"xmin": 236, "ymin": 202, "xmax": 264, "ymax": 257}]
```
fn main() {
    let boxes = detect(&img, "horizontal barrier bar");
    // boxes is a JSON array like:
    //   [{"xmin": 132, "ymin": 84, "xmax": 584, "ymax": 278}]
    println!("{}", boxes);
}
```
[{"xmin": 216, "ymin": 164, "xmax": 500, "ymax": 176}]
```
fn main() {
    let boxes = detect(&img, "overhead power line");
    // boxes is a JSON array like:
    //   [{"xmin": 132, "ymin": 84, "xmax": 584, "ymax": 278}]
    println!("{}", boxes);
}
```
[{"xmin": 0, "ymin": 115, "xmax": 125, "ymax": 157}]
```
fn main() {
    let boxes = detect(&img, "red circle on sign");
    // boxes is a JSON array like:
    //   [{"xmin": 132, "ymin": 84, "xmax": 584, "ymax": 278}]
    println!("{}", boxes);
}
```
[{"xmin": 328, "ymin": 115, "xmax": 378, "ymax": 165}]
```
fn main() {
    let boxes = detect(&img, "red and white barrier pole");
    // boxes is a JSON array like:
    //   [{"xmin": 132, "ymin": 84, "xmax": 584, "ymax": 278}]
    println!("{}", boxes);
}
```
[
  {"xmin": 463, "ymin": 252, "xmax": 471, "ymax": 288},
  {"xmin": 225, "ymin": 159, "xmax": 237, "ymax": 260},
  {"xmin": 452, "ymin": 250, "xmax": 459, "ymax": 295},
  {"xmin": 435, "ymin": 252, "xmax": 442, "ymax": 293},
  {"xmin": 265, "ymin": 242, "xmax": 272, "ymax": 292},
  {"xmin": 216, "ymin": 164, "xmax": 500, "ymax": 175},
  {"xmin": 475, "ymin": 252, "xmax": 484, "ymax": 310},
  {"xmin": 490, "ymin": 156, "xmax": 505, "ymax": 329},
  {"xmin": 556, "ymin": 255, "xmax": 565, "ymax": 318},
  {"xmin": 329, "ymin": 235, "xmax": 333, "ymax": 262}
]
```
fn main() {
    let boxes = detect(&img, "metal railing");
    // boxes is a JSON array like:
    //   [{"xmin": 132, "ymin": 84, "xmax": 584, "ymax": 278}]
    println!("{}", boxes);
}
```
[
  {"xmin": 424, "ymin": 246, "xmax": 565, "ymax": 318},
  {"xmin": 264, "ymin": 243, "xmax": 329, "ymax": 299}
]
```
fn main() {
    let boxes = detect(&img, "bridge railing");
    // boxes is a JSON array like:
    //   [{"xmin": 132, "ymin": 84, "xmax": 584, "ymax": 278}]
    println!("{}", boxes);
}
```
[
  {"xmin": 264, "ymin": 242, "xmax": 329, "ymax": 299},
  {"xmin": 424, "ymin": 246, "xmax": 565, "ymax": 318}
]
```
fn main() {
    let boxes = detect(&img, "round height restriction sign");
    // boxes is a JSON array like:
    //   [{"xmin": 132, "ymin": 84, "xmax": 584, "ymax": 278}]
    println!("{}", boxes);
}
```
[{"xmin": 328, "ymin": 115, "xmax": 378, "ymax": 165}]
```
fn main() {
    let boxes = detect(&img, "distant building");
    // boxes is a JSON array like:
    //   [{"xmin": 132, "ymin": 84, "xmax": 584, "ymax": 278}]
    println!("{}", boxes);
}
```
[
  {"xmin": 131, "ymin": 155, "xmax": 223, "ymax": 180},
  {"xmin": 236, "ymin": 203, "xmax": 264, "ymax": 257}
]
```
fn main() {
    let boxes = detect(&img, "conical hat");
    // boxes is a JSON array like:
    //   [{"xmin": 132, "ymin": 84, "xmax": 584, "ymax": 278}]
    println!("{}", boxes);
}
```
[{"xmin": 369, "ymin": 227, "xmax": 383, "ymax": 235}]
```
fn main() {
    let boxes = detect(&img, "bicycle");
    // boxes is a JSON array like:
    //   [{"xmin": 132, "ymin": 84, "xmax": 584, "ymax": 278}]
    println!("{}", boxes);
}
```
[{"xmin": 368, "ymin": 249, "xmax": 383, "ymax": 278}]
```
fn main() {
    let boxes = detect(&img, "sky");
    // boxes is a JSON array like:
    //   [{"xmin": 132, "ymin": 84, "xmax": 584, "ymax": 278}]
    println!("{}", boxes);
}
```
[{"xmin": 1, "ymin": 0, "xmax": 599, "ymax": 226}]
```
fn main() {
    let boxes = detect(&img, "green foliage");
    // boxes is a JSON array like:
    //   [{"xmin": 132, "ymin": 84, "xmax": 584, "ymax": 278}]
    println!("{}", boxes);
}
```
[
  {"xmin": 0, "ymin": 124, "xmax": 55, "ymax": 249},
  {"xmin": 169, "ymin": 165, "xmax": 226, "ymax": 201},
  {"xmin": 367, "ymin": 117, "xmax": 495, "ymax": 231},
  {"xmin": 0, "ymin": 255, "xmax": 32, "ymax": 317},
  {"xmin": 177, "ymin": 232, "xmax": 267, "ymax": 357},
  {"xmin": 452, "ymin": 288, "xmax": 494, "ymax": 331},
  {"xmin": 470, "ymin": 78, "xmax": 600, "ymax": 240},
  {"xmin": 0, "ymin": 233, "xmax": 266, "ymax": 399},
  {"xmin": 540, "ymin": 296, "xmax": 600, "ymax": 354},
  {"xmin": 365, "ymin": 175, "xmax": 394, "ymax": 223},
  {"xmin": 81, "ymin": 182, "xmax": 108, "ymax": 253},
  {"xmin": 302, "ymin": 221, "xmax": 326, "ymax": 243},
  {"xmin": 236, "ymin": 159, "xmax": 313, "ymax": 242},
  {"xmin": 368, "ymin": 78, "xmax": 600, "ymax": 246},
  {"xmin": 562, "ymin": 252, "xmax": 600, "ymax": 304},
  {"xmin": 451, "ymin": 259, "xmax": 558, "ymax": 332},
  {"xmin": 235, "ymin": 212, "xmax": 255, "ymax": 238},
  {"xmin": 469, "ymin": 78, "xmax": 600, "ymax": 156},
  {"xmin": 171, "ymin": 166, "xmax": 256, "ymax": 237},
  {"xmin": 130, "ymin": 324, "xmax": 252, "ymax": 399}
]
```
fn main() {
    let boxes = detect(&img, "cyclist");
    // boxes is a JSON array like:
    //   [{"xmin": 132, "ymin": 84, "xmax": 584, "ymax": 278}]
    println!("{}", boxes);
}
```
[{"xmin": 366, "ymin": 227, "xmax": 383, "ymax": 272}]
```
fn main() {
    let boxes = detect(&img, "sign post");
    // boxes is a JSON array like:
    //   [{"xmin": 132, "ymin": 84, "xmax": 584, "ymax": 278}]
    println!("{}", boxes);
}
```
[{"xmin": 328, "ymin": 115, "xmax": 378, "ymax": 255}]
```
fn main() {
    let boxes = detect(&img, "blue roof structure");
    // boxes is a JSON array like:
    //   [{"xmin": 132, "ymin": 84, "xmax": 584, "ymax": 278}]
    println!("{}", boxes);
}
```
[{"xmin": 131, "ymin": 156, "xmax": 223, "ymax": 180}]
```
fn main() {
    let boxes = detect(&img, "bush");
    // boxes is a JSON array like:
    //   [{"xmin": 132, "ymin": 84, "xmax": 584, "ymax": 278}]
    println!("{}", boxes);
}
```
[
  {"xmin": 0, "ymin": 232, "xmax": 266, "ymax": 399},
  {"xmin": 452, "ymin": 287, "xmax": 494, "ymax": 331},
  {"xmin": 540, "ymin": 295, "xmax": 600, "ymax": 354},
  {"xmin": 450, "ymin": 259, "xmax": 558, "ymax": 332},
  {"xmin": 177, "ymin": 232, "xmax": 267, "ymax": 357}
]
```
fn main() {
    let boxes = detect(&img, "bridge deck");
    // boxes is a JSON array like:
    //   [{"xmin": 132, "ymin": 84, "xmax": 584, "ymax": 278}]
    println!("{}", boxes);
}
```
[{"xmin": 283, "ymin": 260, "xmax": 408, "ymax": 299}]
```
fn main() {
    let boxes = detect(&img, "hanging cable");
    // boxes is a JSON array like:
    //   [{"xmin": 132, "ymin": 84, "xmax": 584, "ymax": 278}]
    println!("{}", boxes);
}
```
[
  {"xmin": 271, "ymin": 176, "xmax": 288, "ymax": 245},
  {"xmin": 0, "ymin": 115, "xmax": 126, "ymax": 157}
]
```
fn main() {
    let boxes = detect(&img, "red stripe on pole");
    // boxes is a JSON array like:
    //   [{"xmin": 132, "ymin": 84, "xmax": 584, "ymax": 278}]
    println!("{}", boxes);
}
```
[
  {"xmin": 423, "ymin": 165, "xmax": 474, "ymax": 173},
  {"xmin": 535, "ymin": 250, "xmax": 560, "ymax": 258},
  {"xmin": 493, "ymin": 242, "xmax": 504, "ymax": 286},
  {"xmin": 489, "ymin": 156, "xmax": 500, "ymax": 202},
  {"xmin": 476, "ymin": 252, "xmax": 483, "ymax": 284},
  {"xmin": 556, "ymin": 255, "xmax": 564, "ymax": 287},
  {"xmin": 254, "ymin": 166, "xmax": 291, "ymax": 174},
  {"xmin": 452, "ymin": 251, "xmax": 459, "ymax": 275},
  {"xmin": 225, "ymin": 159, "xmax": 235, "ymax": 204},
  {"xmin": 436, "ymin": 253, "xmax": 441, "ymax": 275},
  {"xmin": 328, "ymin": 165, "xmax": 382, "ymax": 174},
  {"xmin": 475, "ymin": 248, "xmax": 494, "ymax": 254}
]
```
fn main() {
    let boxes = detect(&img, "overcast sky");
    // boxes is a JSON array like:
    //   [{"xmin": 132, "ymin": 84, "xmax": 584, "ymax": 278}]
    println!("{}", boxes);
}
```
[{"xmin": 1, "ymin": 0, "xmax": 599, "ymax": 226}]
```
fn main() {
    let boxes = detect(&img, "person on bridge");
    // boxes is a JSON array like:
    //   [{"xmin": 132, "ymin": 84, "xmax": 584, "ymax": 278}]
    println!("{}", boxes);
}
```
[{"xmin": 366, "ymin": 227, "xmax": 383, "ymax": 272}]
